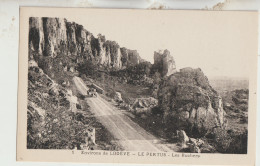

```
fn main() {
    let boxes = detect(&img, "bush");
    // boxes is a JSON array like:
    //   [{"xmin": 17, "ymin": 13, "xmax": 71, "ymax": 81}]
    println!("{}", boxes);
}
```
[
  {"xmin": 27, "ymin": 66, "xmax": 90, "ymax": 149},
  {"xmin": 211, "ymin": 128, "xmax": 248, "ymax": 154},
  {"xmin": 27, "ymin": 107, "xmax": 89, "ymax": 149},
  {"xmin": 212, "ymin": 128, "xmax": 232, "ymax": 153},
  {"xmin": 227, "ymin": 130, "xmax": 247, "ymax": 154}
]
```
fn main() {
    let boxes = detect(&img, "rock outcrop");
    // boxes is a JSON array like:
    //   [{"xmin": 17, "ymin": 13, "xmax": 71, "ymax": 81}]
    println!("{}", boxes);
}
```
[
  {"xmin": 158, "ymin": 67, "xmax": 227, "ymax": 136},
  {"xmin": 154, "ymin": 49, "xmax": 177, "ymax": 77},
  {"xmin": 174, "ymin": 130, "xmax": 216, "ymax": 153},
  {"xmin": 29, "ymin": 17, "xmax": 142, "ymax": 70},
  {"xmin": 132, "ymin": 97, "xmax": 158, "ymax": 114},
  {"xmin": 120, "ymin": 47, "xmax": 142, "ymax": 68}
]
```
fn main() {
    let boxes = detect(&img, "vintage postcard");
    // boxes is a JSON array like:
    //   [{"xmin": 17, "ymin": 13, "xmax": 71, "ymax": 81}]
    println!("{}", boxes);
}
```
[{"xmin": 17, "ymin": 7, "xmax": 258, "ymax": 165}]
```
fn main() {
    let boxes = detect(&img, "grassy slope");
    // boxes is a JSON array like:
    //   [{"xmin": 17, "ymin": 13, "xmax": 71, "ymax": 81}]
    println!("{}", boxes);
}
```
[{"xmin": 82, "ymin": 73, "xmax": 152, "ymax": 105}]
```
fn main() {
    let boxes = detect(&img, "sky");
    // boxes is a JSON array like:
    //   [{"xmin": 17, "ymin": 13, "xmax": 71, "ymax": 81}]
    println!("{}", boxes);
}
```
[{"xmin": 65, "ymin": 9, "xmax": 257, "ymax": 79}]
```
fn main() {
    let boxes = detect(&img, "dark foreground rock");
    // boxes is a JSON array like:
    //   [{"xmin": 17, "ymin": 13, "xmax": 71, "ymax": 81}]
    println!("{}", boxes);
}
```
[{"xmin": 175, "ymin": 130, "xmax": 216, "ymax": 153}]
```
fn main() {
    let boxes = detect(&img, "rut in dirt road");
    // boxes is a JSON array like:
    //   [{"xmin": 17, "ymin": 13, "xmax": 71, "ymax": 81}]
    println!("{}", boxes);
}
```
[{"xmin": 73, "ymin": 77, "xmax": 173, "ymax": 151}]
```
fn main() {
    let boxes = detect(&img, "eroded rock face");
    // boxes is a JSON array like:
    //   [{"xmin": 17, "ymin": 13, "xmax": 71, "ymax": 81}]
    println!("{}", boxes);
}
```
[
  {"xmin": 154, "ymin": 49, "xmax": 177, "ymax": 77},
  {"xmin": 29, "ymin": 17, "xmax": 45, "ymax": 55},
  {"xmin": 120, "ymin": 47, "xmax": 142, "ymax": 68},
  {"xmin": 158, "ymin": 67, "xmax": 226, "ymax": 136},
  {"xmin": 29, "ymin": 17, "xmax": 142, "ymax": 70}
]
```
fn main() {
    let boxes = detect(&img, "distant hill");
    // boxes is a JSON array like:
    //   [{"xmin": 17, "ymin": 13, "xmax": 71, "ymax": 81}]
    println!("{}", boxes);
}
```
[{"xmin": 208, "ymin": 76, "xmax": 249, "ymax": 93}]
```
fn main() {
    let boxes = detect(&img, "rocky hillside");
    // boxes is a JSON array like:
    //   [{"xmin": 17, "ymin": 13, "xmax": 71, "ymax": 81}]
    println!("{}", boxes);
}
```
[
  {"xmin": 222, "ymin": 89, "xmax": 249, "ymax": 112},
  {"xmin": 27, "ymin": 58, "xmax": 89, "ymax": 149},
  {"xmin": 27, "ymin": 55, "xmax": 122, "ymax": 150},
  {"xmin": 222, "ymin": 89, "xmax": 248, "ymax": 132},
  {"xmin": 29, "ymin": 17, "xmax": 143, "ymax": 71}
]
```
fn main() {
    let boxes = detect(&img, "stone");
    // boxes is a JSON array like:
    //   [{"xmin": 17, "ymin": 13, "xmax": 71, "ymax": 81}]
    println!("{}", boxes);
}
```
[
  {"xmin": 190, "ymin": 108, "xmax": 196, "ymax": 119},
  {"xmin": 114, "ymin": 92, "xmax": 123, "ymax": 102},
  {"xmin": 48, "ymin": 86, "xmax": 59, "ymax": 96},
  {"xmin": 189, "ymin": 138, "xmax": 197, "ymax": 144},
  {"xmin": 189, "ymin": 143, "xmax": 201, "ymax": 153},
  {"xmin": 85, "ymin": 128, "xmax": 96, "ymax": 146},
  {"xmin": 132, "ymin": 97, "xmax": 158, "ymax": 114},
  {"xmin": 188, "ymin": 137, "xmax": 216, "ymax": 153},
  {"xmin": 176, "ymin": 130, "xmax": 189, "ymax": 145}
]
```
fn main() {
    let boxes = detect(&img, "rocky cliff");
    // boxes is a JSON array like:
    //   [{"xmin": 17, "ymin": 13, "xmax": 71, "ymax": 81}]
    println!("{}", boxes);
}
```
[
  {"xmin": 154, "ymin": 49, "xmax": 177, "ymax": 77},
  {"xmin": 158, "ymin": 67, "xmax": 227, "ymax": 136},
  {"xmin": 29, "ymin": 17, "xmax": 142, "ymax": 70}
]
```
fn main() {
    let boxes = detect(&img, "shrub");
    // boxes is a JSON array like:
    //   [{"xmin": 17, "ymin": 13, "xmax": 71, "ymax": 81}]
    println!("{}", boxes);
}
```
[
  {"xmin": 212, "ymin": 128, "xmax": 232, "ymax": 153},
  {"xmin": 226, "ymin": 130, "xmax": 248, "ymax": 154},
  {"xmin": 210, "ymin": 128, "xmax": 248, "ymax": 154},
  {"xmin": 27, "ymin": 106, "xmax": 89, "ymax": 149}
]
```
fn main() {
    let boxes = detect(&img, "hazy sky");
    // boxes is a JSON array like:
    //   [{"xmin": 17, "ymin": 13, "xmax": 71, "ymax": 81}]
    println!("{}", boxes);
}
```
[{"xmin": 65, "ymin": 9, "xmax": 257, "ymax": 78}]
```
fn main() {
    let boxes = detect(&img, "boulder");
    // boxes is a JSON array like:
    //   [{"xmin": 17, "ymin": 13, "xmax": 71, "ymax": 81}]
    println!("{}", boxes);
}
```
[
  {"xmin": 176, "ymin": 130, "xmax": 189, "ymax": 146},
  {"xmin": 76, "ymin": 104, "xmax": 82, "ymax": 109},
  {"xmin": 189, "ymin": 143, "xmax": 201, "ymax": 153},
  {"xmin": 114, "ymin": 92, "xmax": 123, "ymax": 102},
  {"xmin": 48, "ymin": 85, "xmax": 59, "ymax": 96},
  {"xmin": 85, "ymin": 128, "xmax": 96, "ymax": 146},
  {"xmin": 132, "ymin": 97, "xmax": 158, "ymax": 114},
  {"xmin": 188, "ymin": 137, "xmax": 216, "ymax": 153}
]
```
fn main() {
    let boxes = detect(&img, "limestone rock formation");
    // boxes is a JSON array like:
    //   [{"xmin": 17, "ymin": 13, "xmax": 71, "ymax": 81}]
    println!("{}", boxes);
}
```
[
  {"xmin": 29, "ymin": 17, "xmax": 142, "ymax": 71},
  {"xmin": 158, "ymin": 67, "xmax": 227, "ymax": 136},
  {"xmin": 120, "ymin": 47, "xmax": 142, "ymax": 68},
  {"xmin": 154, "ymin": 49, "xmax": 177, "ymax": 77},
  {"xmin": 29, "ymin": 17, "xmax": 45, "ymax": 55}
]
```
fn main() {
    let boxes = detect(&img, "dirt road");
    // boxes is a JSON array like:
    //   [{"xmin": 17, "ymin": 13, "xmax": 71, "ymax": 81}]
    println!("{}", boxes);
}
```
[{"xmin": 73, "ymin": 77, "xmax": 172, "ymax": 151}]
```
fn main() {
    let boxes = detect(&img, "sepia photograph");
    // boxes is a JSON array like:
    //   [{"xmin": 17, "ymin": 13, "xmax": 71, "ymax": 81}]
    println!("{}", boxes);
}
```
[{"xmin": 17, "ymin": 7, "xmax": 258, "ymax": 165}]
